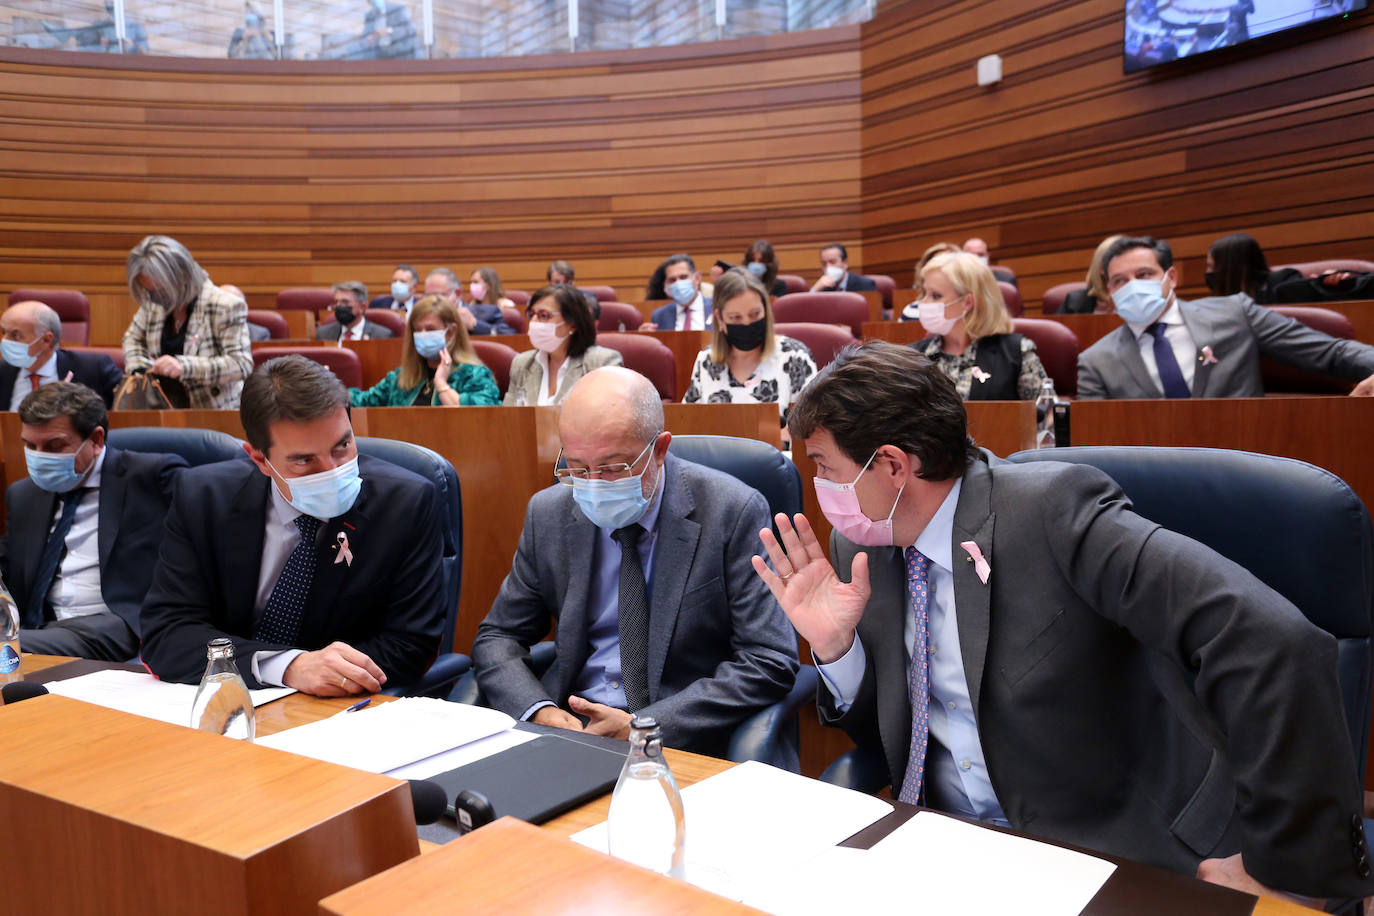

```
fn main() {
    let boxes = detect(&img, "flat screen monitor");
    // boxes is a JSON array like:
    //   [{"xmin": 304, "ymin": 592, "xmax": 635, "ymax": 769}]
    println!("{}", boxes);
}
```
[{"xmin": 1124, "ymin": 0, "xmax": 1367, "ymax": 72}]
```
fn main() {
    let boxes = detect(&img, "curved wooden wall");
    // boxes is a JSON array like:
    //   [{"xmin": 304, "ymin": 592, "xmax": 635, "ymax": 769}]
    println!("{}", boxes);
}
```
[{"xmin": 860, "ymin": 0, "xmax": 1374, "ymax": 308}]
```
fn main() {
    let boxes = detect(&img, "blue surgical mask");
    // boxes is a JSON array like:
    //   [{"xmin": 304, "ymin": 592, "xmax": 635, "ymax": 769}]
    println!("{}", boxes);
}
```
[
  {"xmin": 413, "ymin": 329, "xmax": 447, "ymax": 358},
  {"xmin": 391, "ymin": 280, "xmax": 411, "ymax": 301},
  {"xmin": 2, "ymin": 337, "xmax": 38, "ymax": 369},
  {"xmin": 668, "ymin": 279, "xmax": 696, "ymax": 306},
  {"xmin": 24, "ymin": 439, "xmax": 94, "ymax": 493},
  {"xmin": 571, "ymin": 472, "xmax": 652, "ymax": 530},
  {"xmin": 1112, "ymin": 278, "xmax": 1170, "ymax": 326},
  {"xmin": 269, "ymin": 455, "xmax": 361, "ymax": 520},
  {"xmin": 746, "ymin": 262, "xmax": 767, "ymax": 277}
]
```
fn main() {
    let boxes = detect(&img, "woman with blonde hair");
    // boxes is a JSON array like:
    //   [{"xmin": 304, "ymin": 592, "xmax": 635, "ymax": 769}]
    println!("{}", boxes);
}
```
[
  {"xmin": 908, "ymin": 251, "xmax": 1047, "ymax": 401},
  {"xmin": 902, "ymin": 241, "xmax": 962, "ymax": 319},
  {"xmin": 1061, "ymin": 235, "xmax": 1123, "ymax": 314},
  {"xmin": 349, "ymin": 295, "xmax": 499, "ymax": 406}
]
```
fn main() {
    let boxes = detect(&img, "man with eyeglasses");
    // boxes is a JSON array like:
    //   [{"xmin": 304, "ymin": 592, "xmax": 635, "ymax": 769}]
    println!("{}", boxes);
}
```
[{"xmin": 473, "ymin": 366, "xmax": 799, "ymax": 756}]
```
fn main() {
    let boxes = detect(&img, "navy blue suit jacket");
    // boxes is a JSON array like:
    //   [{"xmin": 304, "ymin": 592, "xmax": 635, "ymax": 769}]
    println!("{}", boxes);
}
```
[
  {"xmin": 0, "ymin": 348, "xmax": 124, "ymax": 408},
  {"xmin": 649, "ymin": 297, "xmax": 713, "ymax": 331},
  {"xmin": 466, "ymin": 303, "xmax": 515, "ymax": 335}
]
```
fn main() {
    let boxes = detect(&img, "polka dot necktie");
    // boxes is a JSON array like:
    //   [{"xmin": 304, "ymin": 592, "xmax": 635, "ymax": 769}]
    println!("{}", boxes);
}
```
[
  {"xmin": 898, "ymin": 546, "xmax": 932, "ymax": 805},
  {"xmin": 254, "ymin": 515, "xmax": 322, "ymax": 645}
]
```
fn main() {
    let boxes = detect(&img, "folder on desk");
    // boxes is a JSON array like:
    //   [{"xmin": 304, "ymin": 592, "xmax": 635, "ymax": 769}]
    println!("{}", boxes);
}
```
[{"xmin": 430, "ymin": 733, "xmax": 625, "ymax": 824}]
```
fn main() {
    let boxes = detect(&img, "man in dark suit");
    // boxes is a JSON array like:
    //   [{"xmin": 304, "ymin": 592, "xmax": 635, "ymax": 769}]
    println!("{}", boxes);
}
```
[
  {"xmin": 140, "ymin": 355, "xmax": 444, "ymax": 695},
  {"xmin": 755, "ymin": 341, "xmax": 1373, "ymax": 904},
  {"xmin": 314, "ymin": 281, "xmax": 395, "ymax": 343},
  {"xmin": 474, "ymin": 366, "xmax": 798, "ymax": 756},
  {"xmin": 645, "ymin": 254, "xmax": 713, "ymax": 331},
  {"xmin": 1, "ymin": 382, "xmax": 184, "ymax": 660},
  {"xmin": 809, "ymin": 243, "xmax": 878, "ymax": 293},
  {"xmin": 1078, "ymin": 236, "xmax": 1374, "ymax": 399},
  {"xmin": 368, "ymin": 263, "xmax": 418, "ymax": 314},
  {"xmin": 2, "ymin": 300, "xmax": 123, "ymax": 409},
  {"xmin": 423, "ymin": 267, "xmax": 513, "ymax": 335}
]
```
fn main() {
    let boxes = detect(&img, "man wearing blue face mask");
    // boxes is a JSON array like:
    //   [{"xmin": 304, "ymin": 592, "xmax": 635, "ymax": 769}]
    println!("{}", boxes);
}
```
[
  {"xmin": 370, "ymin": 264, "xmax": 418, "ymax": 315},
  {"xmin": 647, "ymin": 255, "xmax": 713, "ymax": 331},
  {"xmin": 1078, "ymin": 235, "xmax": 1374, "ymax": 399},
  {"xmin": 1, "ymin": 300, "xmax": 123, "ymax": 410},
  {"xmin": 139, "ymin": 356, "xmax": 444, "ymax": 696},
  {"xmin": 2, "ymin": 382, "xmax": 184, "ymax": 660},
  {"xmin": 473, "ymin": 366, "xmax": 798, "ymax": 755}
]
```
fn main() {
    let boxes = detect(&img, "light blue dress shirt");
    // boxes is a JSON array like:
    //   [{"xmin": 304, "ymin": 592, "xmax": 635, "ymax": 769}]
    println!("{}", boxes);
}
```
[{"xmin": 816, "ymin": 478, "xmax": 1009, "ymax": 826}]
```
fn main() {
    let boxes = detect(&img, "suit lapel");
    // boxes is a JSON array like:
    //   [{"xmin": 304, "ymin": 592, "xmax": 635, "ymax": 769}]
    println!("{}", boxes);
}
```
[
  {"xmin": 54, "ymin": 349, "xmax": 74, "ymax": 382},
  {"xmin": 0, "ymin": 365, "xmax": 14, "ymax": 409},
  {"xmin": 12, "ymin": 485, "xmax": 57, "ymax": 621},
  {"xmin": 862, "ymin": 543, "xmax": 915, "ymax": 793},
  {"xmin": 647, "ymin": 458, "xmax": 698, "ymax": 699},
  {"xmin": 950, "ymin": 458, "xmax": 996, "ymax": 721},
  {"xmin": 1112, "ymin": 325, "xmax": 1163, "ymax": 397},
  {"xmin": 303, "ymin": 484, "xmax": 373, "ymax": 643},
  {"xmin": 224, "ymin": 472, "xmax": 270, "ymax": 631},
  {"xmin": 556, "ymin": 501, "xmax": 598, "ymax": 702},
  {"xmin": 96, "ymin": 448, "xmax": 124, "ymax": 571},
  {"xmin": 1178, "ymin": 301, "xmax": 1217, "ymax": 397}
]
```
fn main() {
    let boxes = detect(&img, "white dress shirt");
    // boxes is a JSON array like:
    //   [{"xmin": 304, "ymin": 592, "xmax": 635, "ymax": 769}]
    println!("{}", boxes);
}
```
[
  {"xmin": 674, "ymin": 294, "xmax": 711, "ymax": 331},
  {"xmin": 47, "ymin": 447, "xmax": 108, "ymax": 620},
  {"xmin": 816, "ymin": 478, "xmax": 1009, "ymax": 825},
  {"xmin": 8, "ymin": 351, "xmax": 59, "ymax": 411},
  {"xmin": 1128, "ymin": 298, "xmax": 1196, "ymax": 394},
  {"xmin": 334, "ymin": 318, "xmax": 368, "ymax": 343},
  {"xmin": 250, "ymin": 483, "xmax": 311, "ymax": 686},
  {"xmin": 532, "ymin": 351, "xmax": 571, "ymax": 406}
]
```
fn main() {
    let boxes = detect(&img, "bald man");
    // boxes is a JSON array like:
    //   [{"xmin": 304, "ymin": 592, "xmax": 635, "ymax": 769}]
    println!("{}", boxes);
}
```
[
  {"xmin": 473, "ymin": 367, "xmax": 798, "ymax": 756},
  {"xmin": 962, "ymin": 237, "xmax": 990, "ymax": 263},
  {"xmin": 2, "ymin": 300, "xmax": 123, "ymax": 410}
]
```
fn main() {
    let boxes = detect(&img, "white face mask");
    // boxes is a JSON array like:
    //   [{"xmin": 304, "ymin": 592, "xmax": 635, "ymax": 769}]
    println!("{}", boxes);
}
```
[{"xmin": 824, "ymin": 265, "xmax": 845, "ymax": 282}]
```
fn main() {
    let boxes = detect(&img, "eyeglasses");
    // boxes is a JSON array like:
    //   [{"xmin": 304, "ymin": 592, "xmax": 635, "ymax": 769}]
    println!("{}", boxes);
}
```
[
  {"xmin": 529, "ymin": 309, "xmax": 561, "ymax": 322},
  {"xmin": 554, "ymin": 433, "xmax": 661, "ymax": 485}
]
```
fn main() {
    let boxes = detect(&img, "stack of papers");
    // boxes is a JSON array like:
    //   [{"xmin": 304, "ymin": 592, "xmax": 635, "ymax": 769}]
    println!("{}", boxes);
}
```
[{"xmin": 46, "ymin": 669, "xmax": 294, "ymax": 726}]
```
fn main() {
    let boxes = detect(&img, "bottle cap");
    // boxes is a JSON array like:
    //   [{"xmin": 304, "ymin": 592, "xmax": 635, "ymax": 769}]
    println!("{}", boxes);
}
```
[{"xmin": 630, "ymin": 715, "xmax": 658, "ymax": 730}]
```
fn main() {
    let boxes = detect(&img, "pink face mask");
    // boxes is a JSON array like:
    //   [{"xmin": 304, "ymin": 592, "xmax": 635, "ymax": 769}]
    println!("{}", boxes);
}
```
[
  {"xmin": 469, "ymin": 282, "xmax": 487, "ymax": 301},
  {"xmin": 527, "ymin": 319, "xmax": 565, "ymax": 353},
  {"xmin": 813, "ymin": 449, "xmax": 906, "ymax": 547}
]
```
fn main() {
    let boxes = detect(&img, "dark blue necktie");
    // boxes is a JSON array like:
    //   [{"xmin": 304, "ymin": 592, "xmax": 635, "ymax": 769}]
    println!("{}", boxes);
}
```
[
  {"xmin": 613, "ymin": 524, "xmax": 649, "ymax": 711},
  {"xmin": 254, "ymin": 515, "xmax": 322, "ymax": 645},
  {"xmin": 1149, "ymin": 322, "xmax": 1191, "ymax": 399},
  {"xmin": 25, "ymin": 489, "xmax": 86, "ymax": 628}
]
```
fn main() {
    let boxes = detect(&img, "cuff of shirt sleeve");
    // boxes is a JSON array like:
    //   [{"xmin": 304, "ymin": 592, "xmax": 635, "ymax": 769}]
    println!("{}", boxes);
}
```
[
  {"xmin": 521, "ymin": 700, "xmax": 555, "ymax": 722},
  {"xmin": 814, "ymin": 636, "xmax": 866, "ymax": 713},
  {"xmin": 253, "ymin": 649, "xmax": 305, "ymax": 687}
]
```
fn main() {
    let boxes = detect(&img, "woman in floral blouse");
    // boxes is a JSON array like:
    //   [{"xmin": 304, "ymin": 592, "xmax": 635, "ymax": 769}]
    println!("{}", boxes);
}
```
[{"xmin": 683, "ymin": 268, "xmax": 817, "ymax": 446}]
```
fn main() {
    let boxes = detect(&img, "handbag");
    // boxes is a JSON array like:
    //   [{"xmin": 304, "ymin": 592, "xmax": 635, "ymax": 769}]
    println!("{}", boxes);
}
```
[{"xmin": 112, "ymin": 371, "xmax": 191, "ymax": 410}]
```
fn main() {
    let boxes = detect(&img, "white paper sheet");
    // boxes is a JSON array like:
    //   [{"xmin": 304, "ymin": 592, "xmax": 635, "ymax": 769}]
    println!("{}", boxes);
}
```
[
  {"xmin": 256, "ymin": 697, "xmax": 514, "ymax": 773},
  {"xmin": 45, "ymin": 669, "xmax": 294, "ymax": 726},
  {"xmin": 386, "ymin": 728, "xmax": 538, "ymax": 779}
]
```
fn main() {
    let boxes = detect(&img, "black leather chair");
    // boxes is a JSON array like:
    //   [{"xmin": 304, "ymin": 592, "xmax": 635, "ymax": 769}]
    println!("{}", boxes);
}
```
[
  {"xmin": 355, "ymin": 436, "xmax": 471, "ymax": 698},
  {"xmin": 107, "ymin": 426, "xmax": 245, "ymax": 466}
]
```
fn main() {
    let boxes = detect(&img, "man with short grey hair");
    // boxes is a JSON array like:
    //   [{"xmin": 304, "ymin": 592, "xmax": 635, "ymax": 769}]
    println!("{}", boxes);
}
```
[
  {"xmin": 1, "ymin": 300, "xmax": 123, "ymax": 410},
  {"xmin": 424, "ymin": 268, "xmax": 513, "ymax": 335},
  {"xmin": 315, "ymin": 281, "xmax": 394, "ymax": 343}
]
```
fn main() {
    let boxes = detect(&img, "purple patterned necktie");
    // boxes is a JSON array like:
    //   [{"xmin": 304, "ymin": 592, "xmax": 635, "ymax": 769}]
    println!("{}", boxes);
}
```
[{"xmin": 898, "ymin": 546, "xmax": 932, "ymax": 805}]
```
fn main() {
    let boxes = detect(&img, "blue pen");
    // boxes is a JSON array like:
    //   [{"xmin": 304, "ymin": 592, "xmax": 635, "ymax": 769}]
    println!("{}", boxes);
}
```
[{"xmin": 333, "ymin": 697, "xmax": 371, "ymax": 717}]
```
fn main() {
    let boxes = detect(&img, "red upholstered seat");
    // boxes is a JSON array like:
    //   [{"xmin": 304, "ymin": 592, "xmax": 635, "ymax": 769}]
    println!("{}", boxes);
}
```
[
  {"xmin": 597, "ymin": 301, "xmax": 646, "ymax": 332},
  {"xmin": 596, "ymin": 332, "xmax": 676, "ymax": 401},
  {"xmin": 1042, "ymin": 282, "xmax": 1087, "ymax": 315},
  {"xmin": 1012, "ymin": 318, "xmax": 1080, "ymax": 398},
  {"xmin": 991, "ymin": 265, "xmax": 1018, "ymax": 285},
  {"xmin": 500, "ymin": 305, "xmax": 528, "ymax": 333},
  {"xmin": 777, "ymin": 274, "xmax": 809, "ymax": 295},
  {"xmin": 245, "ymin": 310, "xmax": 290, "ymax": 339},
  {"xmin": 774, "ymin": 322, "xmax": 856, "ymax": 371},
  {"xmin": 252, "ymin": 346, "xmax": 362, "ymax": 388},
  {"xmin": 65, "ymin": 345, "xmax": 125, "ymax": 371},
  {"xmin": 772, "ymin": 292, "xmax": 866, "ymax": 338},
  {"xmin": 276, "ymin": 288, "xmax": 333, "ymax": 311},
  {"xmin": 505, "ymin": 290, "xmax": 530, "ymax": 308},
  {"xmin": 1273, "ymin": 259, "xmax": 1374, "ymax": 277},
  {"xmin": 471, "ymin": 340, "xmax": 519, "ymax": 398},
  {"xmin": 869, "ymin": 275, "xmax": 895, "ymax": 313},
  {"xmin": 9, "ymin": 288, "xmax": 91, "ymax": 344},
  {"xmin": 1261, "ymin": 306, "xmax": 1358, "ymax": 394},
  {"xmin": 581, "ymin": 285, "xmax": 618, "ymax": 303},
  {"xmin": 997, "ymin": 281, "xmax": 1024, "ymax": 318}
]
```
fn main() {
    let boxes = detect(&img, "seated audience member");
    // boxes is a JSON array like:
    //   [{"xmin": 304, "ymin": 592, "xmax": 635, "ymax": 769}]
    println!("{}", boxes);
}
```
[
  {"xmin": 140, "ymin": 355, "xmax": 444, "ymax": 693},
  {"xmin": 227, "ymin": 9, "xmax": 274, "ymax": 59},
  {"xmin": 1077, "ymin": 236, "xmax": 1374, "ymax": 399},
  {"xmin": 756, "ymin": 341, "xmax": 1374, "ymax": 903},
  {"xmin": 361, "ymin": 0, "xmax": 419, "ymax": 58},
  {"xmin": 962, "ymin": 237, "xmax": 990, "ymax": 263},
  {"xmin": 742, "ymin": 240, "xmax": 790, "ymax": 299},
  {"xmin": 3, "ymin": 382, "xmax": 184, "ymax": 660},
  {"xmin": 810, "ymin": 242, "xmax": 877, "ymax": 293},
  {"xmin": 907, "ymin": 252, "xmax": 1047, "ymax": 401},
  {"xmin": 349, "ymin": 295, "xmax": 499, "ymax": 407},
  {"xmin": 474, "ymin": 366, "xmax": 799, "ymax": 754},
  {"xmin": 466, "ymin": 266, "xmax": 519, "ymax": 312},
  {"xmin": 643, "ymin": 254, "xmax": 712, "ymax": 330},
  {"xmin": 547, "ymin": 260, "xmax": 575, "ymax": 285},
  {"xmin": 424, "ymin": 268, "xmax": 513, "ymax": 336},
  {"xmin": 1061, "ymin": 235, "xmax": 1122, "ymax": 314},
  {"xmin": 123, "ymin": 234, "xmax": 254, "ymax": 409},
  {"xmin": 222, "ymin": 284, "xmax": 271, "ymax": 341},
  {"xmin": 645, "ymin": 259, "xmax": 669, "ymax": 301},
  {"xmin": 1205, "ymin": 233, "xmax": 1300, "ymax": 304},
  {"xmin": 683, "ymin": 269, "xmax": 817, "ymax": 445},
  {"xmin": 316, "ymin": 282, "xmax": 394, "ymax": 343},
  {"xmin": 2, "ymin": 300, "xmax": 123, "ymax": 409},
  {"xmin": 902, "ymin": 242, "xmax": 961, "ymax": 318},
  {"xmin": 372, "ymin": 264, "xmax": 419, "ymax": 314},
  {"xmin": 504, "ymin": 284, "xmax": 622, "ymax": 406}
]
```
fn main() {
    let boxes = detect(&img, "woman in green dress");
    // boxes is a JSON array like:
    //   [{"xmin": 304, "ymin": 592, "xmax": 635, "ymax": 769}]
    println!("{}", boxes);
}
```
[{"xmin": 349, "ymin": 294, "xmax": 499, "ymax": 407}]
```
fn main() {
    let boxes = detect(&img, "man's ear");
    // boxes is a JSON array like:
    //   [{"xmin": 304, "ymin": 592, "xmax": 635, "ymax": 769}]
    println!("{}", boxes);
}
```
[
  {"xmin": 243, "ymin": 441, "xmax": 272, "ymax": 476},
  {"xmin": 89, "ymin": 426, "xmax": 106, "ymax": 450}
]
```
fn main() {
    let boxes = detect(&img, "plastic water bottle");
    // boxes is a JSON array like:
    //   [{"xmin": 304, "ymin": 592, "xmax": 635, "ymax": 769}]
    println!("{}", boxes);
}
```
[
  {"xmin": 606, "ymin": 715, "xmax": 686, "ymax": 878},
  {"xmin": 190, "ymin": 638, "xmax": 255, "ymax": 740},
  {"xmin": 0, "ymin": 573, "xmax": 22, "ymax": 685},
  {"xmin": 1034, "ymin": 377, "xmax": 1058, "ymax": 449}
]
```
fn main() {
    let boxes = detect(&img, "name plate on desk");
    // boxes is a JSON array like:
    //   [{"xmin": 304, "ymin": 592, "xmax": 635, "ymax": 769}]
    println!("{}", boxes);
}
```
[{"xmin": 0, "ymin": 695, "xmax": 418, "ymax": 916}]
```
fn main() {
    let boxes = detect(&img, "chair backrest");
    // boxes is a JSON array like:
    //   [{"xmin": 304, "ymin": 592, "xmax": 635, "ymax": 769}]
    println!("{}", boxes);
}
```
[
  {"xmin": 772, "ymin": 292, "xmax": 866, "ymax": 338},
  {"xmin": 276, "ymin": 288, "xmax": 334, "ymax": 311},
  {"xmin": 595, "ymin": 332, "xmax": 677, "ymax": 400},
  {"xmin": 363, "ymin": 308, "xmax": 406, "ymax": 336},
  {"xmin": 65, "ymin": 345, "xmax": 126, "ymax": 371},
  {"xmin": 991, "ymin": 265, "xmax": 1018, "ymax": 285},
  {"xmin": 108, "ymin": 426, "xmax": 245, "ymax": 466},
  {"xmin": 1042, "ymin": 281, "xmax": 1087, "ymax": 314},
  {"xmin": 868, "ymin": 274, "xmax": 896, "ymax": 313},
  {"xmin": 471, "ymin": 340, "xmax": 519, "ymax": 397},
  {"xmin": 1274, "ymin": 259, "xmax": 1374, "ymax": 278},
  {"xmin": 774, "ymin": 322, "xmax": 856, "ymax": 371},
  {"xmin": 1008, "ymin": 445, "xmax": 1374, "ymax": 774},
  {"xmin": 996, "ymin": 280, "xmax": 1024, "ymax": 317},
  {"xmin": 667, "ymin": 435, "xmax": 802, "ymax": 522},
  {"xmin": 596, "ymin": 301, "xmax": 645, "ymax": 332},
  {"xmin": 580, "ymin": 285, "xmax": 618, "ymax": 303},
  {"xmin": 1012, "ymin": 317, "xmax": 1080, "ymax": 397},
  {"xmin": 777, "ymin": 274, "xmax": 809, "ymax": 295},
  {"xmin": 355, "ymin": 437, "xmax": 462, "ymax": 655},
  {"xmin": 1262, "ymin": 305, "xmax": 1356, "ymax": 394},
  {"xmin": 245, "ymin": 310, "xmax": 290, "ymax": 340},
  {"xmin": 499, "ymin": 305, "xmax": 528, "ymax": 334},
  {"xmin": 504, "ymin": 289, "xmax": 530, "ymax": 308},
  {"xmin": 9, "ymin": 288, "xmax": 91, "ymax": 344},
  {"xmin": 251, "ymin": 346, "xmax": 363, "ymax": 388}
]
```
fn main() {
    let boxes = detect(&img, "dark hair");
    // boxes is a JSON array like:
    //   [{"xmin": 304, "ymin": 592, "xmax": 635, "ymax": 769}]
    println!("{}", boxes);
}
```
[
  {"xmin": 529, "ymin": 284, "xmax": 596, "ymax": 358},
  {"xmin": 646, "ymin": 259, "xmax": 669, "ymax": 300},
  {"xmin": 821, "ymin": 243, "xmax": 849, "ymax": 262},
  {"xmin": 18, "ymin": 381, "xmax": 108, "ymax": 438},
  {"xmin": 395, "ymin": 263, "xmax": 418, "ymax": 285},
  {"xmin": 1099, "ymin": 236, "xmax": 1173, "ymax": 288},
  {"xmin": 547, "ymin": 259, "xmax": 575, "ymax": 282},
  {"xmin": 788, "ymin": 341, "xmax": 976, "ymax": 481},
  {"xmin": 744, "ymin": 240, "xmax": 780, "ymax": 289},
  {"xmin": 1207, "ymin": 233, "xmax": 1270, "ymax": 298},
  {"xmin": 240, "ymin": 355, "xmax": 350, "ymax": 454}
]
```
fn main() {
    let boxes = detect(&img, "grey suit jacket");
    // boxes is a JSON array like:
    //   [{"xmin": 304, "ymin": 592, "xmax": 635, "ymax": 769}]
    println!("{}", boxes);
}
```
[
  {"xmin": 501, "ymin": 345, "xmax": 623, "ymax": 406},
  {"xmin": 473, "ymin": 454, "xmax": 799, "ymax": 755},
  {"xmin": 821, "ymin": 451, "xmax": 1370, "ymax": 898},
  {"xmin": 314, "ymin": 320, "xmax": 394, "ymax": 342},
  {"xmin": 1077, "ymin": 294, "xmax": 1374, "ymax": 398}
]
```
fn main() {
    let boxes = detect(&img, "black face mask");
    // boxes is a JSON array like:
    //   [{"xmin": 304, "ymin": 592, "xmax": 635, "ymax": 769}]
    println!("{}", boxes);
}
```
[
  {"xmin": 724, "ymin": 317, "xmax": 767, "ymax": 352},
  {"xmin": 1204, "ymin": 271, "xmax": 1220, "ymax": 295},
  {"xmin": 334, "ymin": 305, "xmax": 357, "ymax": 327}
]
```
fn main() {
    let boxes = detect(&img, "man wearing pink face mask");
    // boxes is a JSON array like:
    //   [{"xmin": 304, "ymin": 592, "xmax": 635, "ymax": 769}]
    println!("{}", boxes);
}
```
[
  {"xmin": 751, "ymin": 340, "xmax": 1373, "ymax": 906},
  {"xmin": 504, "ymin": 284, "xmax": 622, "ymax": 406}
]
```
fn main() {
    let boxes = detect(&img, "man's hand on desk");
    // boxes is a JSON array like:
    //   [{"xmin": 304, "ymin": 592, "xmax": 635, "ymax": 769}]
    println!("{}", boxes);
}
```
[
  {"xmin": 569, "ymin": 695, "xmax": 633, "ymax": 740},
  {"xmin": 1350, "ymin": 373, "xmax": 1374, "ymax": 397},
  {"xmin": 282, "ymin": 641, "xmax": 386, "ymax": 696},
  {"xmin": 1197, "ymin": 854, "xmax": 1323, "ymax": 911},
  {"xmin": 531, "ymin": 705, "xmax": 585, "ymax": 731}
]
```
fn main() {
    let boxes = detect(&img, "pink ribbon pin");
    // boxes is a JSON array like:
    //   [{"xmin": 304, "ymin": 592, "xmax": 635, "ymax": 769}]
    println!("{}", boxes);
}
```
[
  {"xmin": 334, "ymin": 531, "xmax": 354, "ymax": 567},
  {"xmin": 960, "ymin": 540, "xmax": 991, "ymax": 585},
  {"xmin": 1199, "ymin": 345, "xmax": 1218, "ymax": 365},
  {"xmin": 971, "ymin": 367, "xmax": 992, "ymax": 383}
]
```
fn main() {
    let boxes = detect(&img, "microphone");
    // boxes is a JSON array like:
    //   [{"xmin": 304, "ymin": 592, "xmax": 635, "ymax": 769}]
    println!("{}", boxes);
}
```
[
  {"xmin": 407, "ymin": 779, "xmax": 448, "ymax": 825},
  {"xmin": 1, "ymin": 682, "xmax": 49, "ymax": 705}
]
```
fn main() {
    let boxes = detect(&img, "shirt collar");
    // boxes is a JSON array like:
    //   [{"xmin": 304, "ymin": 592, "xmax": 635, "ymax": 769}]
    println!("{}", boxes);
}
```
[
  {"xmin": 910, "ymin": 476, "xmax": 962, "ymax": 572},
  {"xmin": 267, "ymin": 475, "xmax": 303, "ymax": 527},
  {"xmin": 636, "ymin": 459, "xmax": 668, "ymax": 534},
  {"xmin": 680, "ymin": 293, "xmax": 704, "ymax": 314},
  {"xmin": 1128, "ymin": 296, "xmax": 1182, "ymax": 340},
  {"xmin": 80, "ymin": 445, "xmax": 107, "ymax": 490},
  {"xmin": 30, "ymin": 351, "xmax": 60, "ymax": 383}
]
